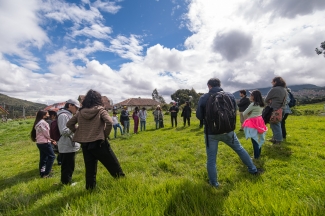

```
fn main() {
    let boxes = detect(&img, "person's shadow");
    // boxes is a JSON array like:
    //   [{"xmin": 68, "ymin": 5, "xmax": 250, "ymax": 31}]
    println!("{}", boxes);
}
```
[
  {"xmin": 164, "ymin": 179, "xmax": 229, "ymax": 215},
  {"xmin": 0, "ymin": 169, "xmax": 39, "ymax": 191}
]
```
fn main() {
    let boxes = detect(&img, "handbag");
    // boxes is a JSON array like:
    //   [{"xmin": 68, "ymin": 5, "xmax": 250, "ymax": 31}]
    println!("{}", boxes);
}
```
[
  {"xmin": 267, "ymin": 96, "xmax": 286, "ymax": 124},
  {"xmin": 269, "ymin": 108, "xmax": 283, "ymax": 124},
  {"xmin": 262, "ymin": 105, "xmax": 273, "ymax": 124}
]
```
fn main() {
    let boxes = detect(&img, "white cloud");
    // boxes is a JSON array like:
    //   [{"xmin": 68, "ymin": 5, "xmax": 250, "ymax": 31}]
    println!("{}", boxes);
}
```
[
  {"xmin": 70, "ymin": 24, "xmax": 113, "ymax": 39},
  {"xmin": 92, "ymin": 0, "xmax": 121, "ymax": 14},
  {"xmin": 108, "ymin": 35, "xmax": 144, "ymax": 62},
  {"xmin": 1, "ymin": 0, "xmax": 325, "ymax": 106},
  {"xmin": 0, "ymin": 0, "xmax": 49, "ymax": 58}
]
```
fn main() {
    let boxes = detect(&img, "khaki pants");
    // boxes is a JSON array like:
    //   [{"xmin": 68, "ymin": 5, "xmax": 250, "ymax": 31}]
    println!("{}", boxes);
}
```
[{"xmin": 239, "ymin": 112, "xmax": 247, "ymax": 129}]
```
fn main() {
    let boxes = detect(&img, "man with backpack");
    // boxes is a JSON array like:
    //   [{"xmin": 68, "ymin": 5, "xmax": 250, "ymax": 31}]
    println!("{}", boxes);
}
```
[
  {"xmin": 196, "ymin": 78, "xmax": 263, "ymax": 188},
  {"xmin": 57, "ymin": 99, "xmax": 81, "ymax": 185}
]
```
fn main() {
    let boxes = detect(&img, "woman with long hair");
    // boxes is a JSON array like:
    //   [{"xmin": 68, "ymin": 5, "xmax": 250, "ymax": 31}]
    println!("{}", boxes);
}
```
[
  {"xmin": 242, "ymin": 90, "xmax": 268, "ymax": 159},
  {"xmin": 132, "ymin": 106, "xmax": 140, "ymax": 134},
  {"xmin": 264, "ymin": 76, "xmax": 287, "ymax": 144},
  {"xmin": 31, "ymin": 110, "xmax": 56, "ymax": 178},
  {"xmin": 66, "ymin": 89, "xmax": 125, "ymax": 190}
]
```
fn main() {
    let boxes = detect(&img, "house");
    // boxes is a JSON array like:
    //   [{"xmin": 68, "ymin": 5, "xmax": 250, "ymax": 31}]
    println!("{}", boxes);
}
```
[
  {"xmin": 78, "ymin": 95, "xmax": 113, "ymax": 110},
  {"xmin": 114, "ymin": 98, "xmax": 161, "ymax": 111},
  {"xmin": 0, "ymin": 105, "xmax": 9, "ymax": 122},
  {"xmin": 44, "ymin": 102, "xmax": 66, "ymax": 112},
  {"xmin": 0, "ymin": 105, "xmax": 9, "ymax": 115}
]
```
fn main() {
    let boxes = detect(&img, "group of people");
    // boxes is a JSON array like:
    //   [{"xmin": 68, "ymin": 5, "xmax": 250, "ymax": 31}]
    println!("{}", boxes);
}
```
[
  {"xmin": 31, "ymin": 91, "xmax": 124, "ymax": 189},
  {"xmin": 237, "ymin": 77, "xmax": 292, "ymax": 159},
  {"xmin": 112, "ymin": 106, "xmax": 148, "ymax": 137},
  {"xmin": 31, "ymin": 76, "xmax": 291, "ymax": 190},
  {"xmin": 196, "ymin": 76, "xmax": 291, "ymax": 188},
  {"xmin": 112, "ymin": 101, "xmax": 193, "ymax": 135}
]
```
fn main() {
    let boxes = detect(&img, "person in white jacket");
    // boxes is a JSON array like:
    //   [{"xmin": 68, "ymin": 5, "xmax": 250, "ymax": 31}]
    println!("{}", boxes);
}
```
[{"xmin": 57, "ymin": 99, "xmax": 81, "ymax": 185}]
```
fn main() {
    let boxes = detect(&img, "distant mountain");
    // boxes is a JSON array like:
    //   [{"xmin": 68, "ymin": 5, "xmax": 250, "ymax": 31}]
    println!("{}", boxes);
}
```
[
  {"xmin": 233, "ymin": 84, "xmax": 325, "ymax": 99},
  {"xmin": 0, "ymin": 93, "xmax": 46, "ymax": 118}
]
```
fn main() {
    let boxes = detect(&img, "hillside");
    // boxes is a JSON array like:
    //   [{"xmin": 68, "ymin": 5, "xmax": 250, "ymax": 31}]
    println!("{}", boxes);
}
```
[
  {"xmin": 0, "ymin": 93, "xmax": 46, "ymax": 118},
  {"xmin": 233, "ymin": 84, "xmax": 325, "ymax": 99}
]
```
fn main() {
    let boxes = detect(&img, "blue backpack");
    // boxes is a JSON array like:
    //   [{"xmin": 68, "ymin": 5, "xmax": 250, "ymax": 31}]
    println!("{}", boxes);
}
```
[{"xmin": 288, "ymin": 92, "xmax": 296, "ymax": 108}]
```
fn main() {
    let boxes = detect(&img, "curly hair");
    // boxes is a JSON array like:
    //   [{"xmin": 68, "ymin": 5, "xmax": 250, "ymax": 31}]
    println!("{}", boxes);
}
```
[
  {"xmin": 81, "ymin": 89, "xmax": 103, "ymax": 109},
  {"xmin": 272, "ymin": 76, "xmax": 286, "ymax": 87},
  {"xmin": 250, "ymin": 90, "xmax": 265, "ymax": 107}
]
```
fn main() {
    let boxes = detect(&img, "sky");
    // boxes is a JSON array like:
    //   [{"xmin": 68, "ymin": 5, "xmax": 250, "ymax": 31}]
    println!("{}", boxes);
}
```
[{"xmin": 1, "ymin": 0, "xmax": 325, "ymax": 105}]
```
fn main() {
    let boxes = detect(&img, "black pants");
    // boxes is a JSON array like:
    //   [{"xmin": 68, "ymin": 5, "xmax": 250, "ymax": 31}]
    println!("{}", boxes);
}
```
[
  {"xmin": 81, "ymin": 139, "xmax": 125, "ymax": 190},
  {"xmin": 183, "ymin": 117, "xmax": 190, "ymax": 126},
  {"xmin": 251, "ymin": 138, "xmax": 261, "ymax": 159},
  {"xmin": 281, "ymin": 113, "xmax": 289, "ymax": 139},
  {"xmin": 199, "ymin": 119, "xmax": 203, "ymax": 128},
  {"xmin": 171, "ymin": 116, "xmax": 177, "ymax": 127},
  {"xmin": 60, "ymin": 152, "xmax": 76, "ymax": 184},
  {"xmin": 57, "ymin": 153, "xmax": 62, "ymax": 164}
]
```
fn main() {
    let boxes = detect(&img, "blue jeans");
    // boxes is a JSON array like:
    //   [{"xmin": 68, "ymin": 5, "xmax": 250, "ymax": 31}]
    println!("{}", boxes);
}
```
[
  {"xmin": 155, "ymin": 120, "xmax": 160, "ymax": 129},
  {"xmin": 270, "ymin": 122, "xmax": 283, "ymax": 141},
  {"xmin": 205, "ymin": 131, "xmax": 257, "ymax": 187},
  {"xmin": 113, "ymin": 124, "xmax": 123, "ymax": 138},
  {"xmin": 123, "ymin": 121, "xmax": 130, "ymax": 133},
  {"xmin": 140, "ymin": 121, "xmax": 146, "ymax": 131},
  {"xmin": 251, "ymin": 138, "xmax": 261, "ymax": 159},
  {"xmin": 36, "ymin": 143, "xmax": 56, "ymax": 177}
]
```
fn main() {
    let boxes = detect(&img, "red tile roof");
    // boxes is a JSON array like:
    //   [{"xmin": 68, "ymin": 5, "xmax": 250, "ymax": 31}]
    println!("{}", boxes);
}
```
[
  {"xmin": 44, "ymin": 102, "xmax": 66, "ymax": 112},
  {"xmin": 114, "ymin": 98, "xmax": 161, "ymax": 107},
  {"xmin": 0, "ymin": 106, "xmax": 9, "ymax": 115}
]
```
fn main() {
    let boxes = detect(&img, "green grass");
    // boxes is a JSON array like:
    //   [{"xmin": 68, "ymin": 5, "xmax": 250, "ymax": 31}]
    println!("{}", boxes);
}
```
[{"xmin": 1, "ymin": 103, "xmax": 325, "ymax": 215}]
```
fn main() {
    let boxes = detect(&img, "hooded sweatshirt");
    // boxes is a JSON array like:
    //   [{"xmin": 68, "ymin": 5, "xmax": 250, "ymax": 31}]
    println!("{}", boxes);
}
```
[
  {"xmin": 66, "ymin": 106, "xmax": 113, "ymax": 143},
  {"xmin": 57, "ymin": 108, "xmax": 80, "ymax": 153},
  {"xmin": 35, "ymin": 119, "xmax": 51, "ymax": 144}
]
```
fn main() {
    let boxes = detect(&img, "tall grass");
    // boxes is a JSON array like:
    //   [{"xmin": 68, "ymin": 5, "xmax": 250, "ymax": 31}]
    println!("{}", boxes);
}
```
[{"xmin": 0, "ymin": 103, "xmax": 325, "ymax": 215}]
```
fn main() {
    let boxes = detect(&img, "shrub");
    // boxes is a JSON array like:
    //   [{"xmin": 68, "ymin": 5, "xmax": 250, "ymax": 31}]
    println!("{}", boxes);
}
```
[{"xmin": 304, "ymin": 109, "xmax": 315, "ymax": 115}]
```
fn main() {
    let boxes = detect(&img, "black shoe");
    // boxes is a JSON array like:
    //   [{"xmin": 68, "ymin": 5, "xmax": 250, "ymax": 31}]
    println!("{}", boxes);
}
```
[{"xmin": 252, "ymin": 168, "xmax": 264, "ymax": 175}]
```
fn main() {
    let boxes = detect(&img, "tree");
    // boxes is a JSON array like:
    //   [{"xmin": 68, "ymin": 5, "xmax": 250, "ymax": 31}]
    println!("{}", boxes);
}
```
[
  {"xmin": 170, "ymin": 88, "xmax": 200, "ymax": 108},
  {"xmin": 152, "ymin": 88, "xmax": 166, "ymax": 104},
  {"xmin": 315, "ymin": 41, "xmax": 325, "ymax": 57}
]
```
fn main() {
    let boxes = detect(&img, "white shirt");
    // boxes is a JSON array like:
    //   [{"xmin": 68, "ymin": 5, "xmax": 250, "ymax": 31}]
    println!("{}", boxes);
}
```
[{"xmin": 112, "ymin": 116, "xmax": 119, "ymax": 125}]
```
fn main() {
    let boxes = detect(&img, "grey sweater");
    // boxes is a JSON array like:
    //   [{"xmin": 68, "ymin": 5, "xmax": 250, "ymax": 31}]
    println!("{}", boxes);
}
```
[
  {"xmin": 264, "ymin": 86, "xmax": 287, "ymax": 110},
  {"xmin": 57, "ymin": 109, "xmax": 80, "ymax": 153}
]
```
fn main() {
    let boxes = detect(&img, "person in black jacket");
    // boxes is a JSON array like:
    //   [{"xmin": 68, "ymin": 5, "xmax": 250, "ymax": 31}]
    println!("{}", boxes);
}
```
[
  {"xmin": 196, "ymin": 78, "xmax": 262, "ymax": 188},
  {"xmin": 237, "ymin": 90, "xmax": 250, "ymax": 131},
  {"xmin": 181, "ymin": 101, "xmax": 192, "ymax": 126},
  {"xmin": 169, "ymin": 102, "xmax": 179, "ymax": 127},
  {"xmin": 120, "ymin": 106, "xmax": 130, "ymax": 133}
]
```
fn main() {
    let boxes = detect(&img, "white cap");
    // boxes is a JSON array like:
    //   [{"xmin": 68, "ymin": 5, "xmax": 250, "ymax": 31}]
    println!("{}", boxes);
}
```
[{"xmin": 66, "ymin": 99, "xmax": 80, "ymax": 108}]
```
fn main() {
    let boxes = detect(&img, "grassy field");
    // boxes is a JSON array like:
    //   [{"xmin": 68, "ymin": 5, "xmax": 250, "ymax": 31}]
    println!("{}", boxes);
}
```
[{"xmin": 0, "ymin": 103, "xmax": 325, "ymax": 215}]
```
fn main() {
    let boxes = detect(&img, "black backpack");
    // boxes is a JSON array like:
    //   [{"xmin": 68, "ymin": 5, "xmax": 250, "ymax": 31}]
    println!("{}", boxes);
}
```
[
  {"xmin": 205, "ymin": 91, "xmax": 236, "ymax": 134},
  {"xmin": 50, "ymin": 119, "xmax": 61, "ymax": 142},
  {"xmin": 288, "ymin": 92, "xmax": 296, "ymax": 108}
]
